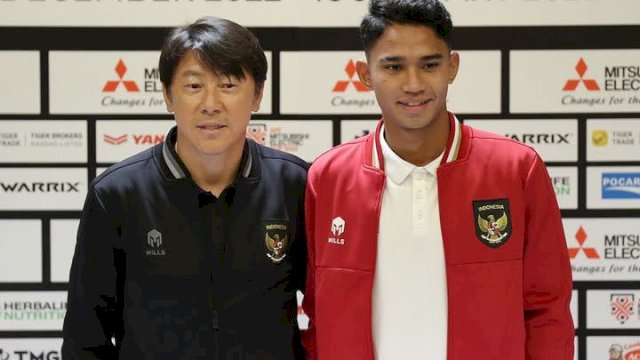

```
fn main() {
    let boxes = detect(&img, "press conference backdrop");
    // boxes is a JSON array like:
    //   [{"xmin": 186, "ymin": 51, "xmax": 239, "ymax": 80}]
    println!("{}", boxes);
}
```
[{"xmin": 1, "ymin": 0, "xmax": 640, "ymax": 358}]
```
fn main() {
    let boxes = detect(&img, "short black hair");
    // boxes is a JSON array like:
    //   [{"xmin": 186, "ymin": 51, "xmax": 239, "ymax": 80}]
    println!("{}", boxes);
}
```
[
  {"xmin": 159, "ymin": 16, "xmax": 267, "ymax": 94},
  {"xmin": 360, "ymin": 0, "xmax": 453, "ymax": 53}
]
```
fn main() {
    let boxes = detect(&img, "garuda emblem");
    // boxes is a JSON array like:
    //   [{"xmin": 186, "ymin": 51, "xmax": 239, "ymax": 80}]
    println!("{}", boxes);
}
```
[
  {"xmin": 264, "ymin": 221, "xmax": 289, "ymax": 264},
  {"xmin": 473, "ymin": 198, "xmax": 512, "ymax": 248}
]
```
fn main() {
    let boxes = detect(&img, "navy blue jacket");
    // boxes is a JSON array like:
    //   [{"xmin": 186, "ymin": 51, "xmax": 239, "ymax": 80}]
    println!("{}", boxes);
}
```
[{"xmin": 62, "ymin": 127, "xmax": 308, "ymax": 359}]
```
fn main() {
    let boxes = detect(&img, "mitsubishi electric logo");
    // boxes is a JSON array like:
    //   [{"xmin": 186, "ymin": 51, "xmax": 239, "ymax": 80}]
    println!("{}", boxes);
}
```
[
  {"xmin": 330, "ymin": 59, "xmax": 375, "ymax": 109},
  {"xmin": 328, "ymin": 216, "xmax": 346, "ymax": 245},
  {"xmin": 146, "ymin": 229, "xmax": 166, "ymax": 256},
  {"xmin": 103, "ymin": 59, "xmax": 140, "ymax": 93},
  {"xmin": 563, "ymin": 57, "xmax": 600, "ymax": 92},
  {"xmin": 333, "ymin": 60, "xmax": 369, "ymax": 93},
  {"xmin": 568, "ymin": 226, "xmax": 600, "ymax": 259}
]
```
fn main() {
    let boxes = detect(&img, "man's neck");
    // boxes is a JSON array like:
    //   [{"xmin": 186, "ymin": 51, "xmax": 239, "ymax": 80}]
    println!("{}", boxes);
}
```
[
  {"xmin": 383, "ymin": 114, "xmax": 450, "ymax": 167},
  {"xmin": 176, "ymin": 140, "xmax": 244, "ymax": 197}
]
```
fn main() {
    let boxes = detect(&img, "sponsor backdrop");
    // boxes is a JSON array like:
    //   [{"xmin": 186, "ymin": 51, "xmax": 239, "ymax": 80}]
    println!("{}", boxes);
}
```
[{"xmin": 1, "ymin": 0, "xmax": 639, "ymax": 357}]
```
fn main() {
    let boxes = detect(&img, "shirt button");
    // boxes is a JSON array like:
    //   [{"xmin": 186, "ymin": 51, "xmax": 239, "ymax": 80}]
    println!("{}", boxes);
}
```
[{"xmin": 416, "ymin": 173, "xmax": 425, "ymax": 180}]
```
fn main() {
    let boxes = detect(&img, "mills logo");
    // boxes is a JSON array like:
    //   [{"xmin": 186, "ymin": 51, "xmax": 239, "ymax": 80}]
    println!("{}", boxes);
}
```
[
  {"xmin": 568, "ymin": 226, "xmax": 600, "ymax": 259},
  {"xmin": 563, "ymin": 58, "xmax": 600, "ymax": 92},
  {"xmin": 333, "ymin": 60, "xmax": 369, "ymax": 93},
  {"xmin": 328, "ymin": 216, "xmax": 346, "ymax": 245},
  {"xmin": 103, "ymin": 59, "xmax": 140, "ymax": 93}
]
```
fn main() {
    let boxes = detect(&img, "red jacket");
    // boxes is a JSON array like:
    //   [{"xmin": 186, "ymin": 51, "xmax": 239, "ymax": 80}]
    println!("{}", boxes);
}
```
[{"xmin": 303, "ymin": 115, "xmax": 574, "ymax": 359}]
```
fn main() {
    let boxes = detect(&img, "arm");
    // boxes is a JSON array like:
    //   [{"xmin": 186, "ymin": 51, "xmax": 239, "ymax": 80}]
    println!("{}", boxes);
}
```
[
  {"xmin": 523, "ymin": 155, "xmax": 574, "ymax": 360},
  {"xmin": 301, "ymin": 172, "xmax": 317, "ymax": 360},
  {"xmin": 61, "ymin": 186, "xmax": 122, "ymax": 359}
]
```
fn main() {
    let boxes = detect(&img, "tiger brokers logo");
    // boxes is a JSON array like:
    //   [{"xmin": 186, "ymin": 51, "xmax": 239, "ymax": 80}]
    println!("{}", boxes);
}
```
[
  {"xmin": 331, "ymin": 59, "xmax": 375, "ymax": 108},
  {"xmin": 101, "ymin": 58, "xmax": 165, "ymax": 109},
  {"xmin": 561, "ymin": 57, "xmax": 640, "ymax": 108}
]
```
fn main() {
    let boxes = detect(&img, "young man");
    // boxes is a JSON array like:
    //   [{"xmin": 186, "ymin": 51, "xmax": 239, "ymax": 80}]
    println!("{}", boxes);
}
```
[
  {"xmin": 302, "ymin": 0, "xmax": 574, "ymax": 359},
  {"xmin": 62, "ymin": 17, "xmax": 307, "ymax": 359}
]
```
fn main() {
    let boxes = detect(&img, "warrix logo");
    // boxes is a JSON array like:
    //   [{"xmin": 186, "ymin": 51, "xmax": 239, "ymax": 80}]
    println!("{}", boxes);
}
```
[
  {"xmin": 568, "ymin": 226, "xmax": 600, "ymax": 259},
  {"xmin": 103, "ymin": 134, "xmax": 127, "ymax": 145},
  {"xmin": 333, "ymin": 60, "xmax": 369, "ymax": 93},
  {"xmin": 331, "ymin": 217, "xmax": 345, "ymax": 236},
  {"xmin": 0, "ymin": 182, "xmax": 80, "ymax": 193},
  {"xmin": 563, "ymin": 58, "xmax": 600, "ymax": 92},
  {"xmin": 103, "ymin": 59, "xmax": 140, "ymax": 93}
]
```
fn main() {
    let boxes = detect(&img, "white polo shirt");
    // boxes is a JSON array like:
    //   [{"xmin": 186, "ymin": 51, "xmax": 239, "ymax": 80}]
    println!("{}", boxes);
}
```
[{"xmin": 372, "ymin": 122, "xmax": 459, "ymax": 359}]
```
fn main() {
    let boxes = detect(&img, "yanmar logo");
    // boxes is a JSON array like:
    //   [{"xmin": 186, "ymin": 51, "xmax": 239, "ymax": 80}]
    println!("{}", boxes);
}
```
[
  {"xmin": 568, "ymin": 226, "xmax": 600, "ymax": 259},
  {"xmin": 563, "ymin": 58, "xmax": 600, "ymax": 92},
  {"xmin": 103, "ymin": 134, "xmax": 127, "ymax": 145},
  {"xmin": 0, "ymin": 182, "xmax": 80, "ymax": 193},
  {"xmin": 328, "ymin": 216, "xmax": 345, "ymax": 245},
  {"xmin": 103, "ymin": 133, "xmax": 165, "ymax": 146},
  {"xmin": 103, "ymin": 59, "xmax": 140, "ymax": 93},
  {"xmin": 333, "ymin": 60, "xmax": 368, "ymax": 93}
]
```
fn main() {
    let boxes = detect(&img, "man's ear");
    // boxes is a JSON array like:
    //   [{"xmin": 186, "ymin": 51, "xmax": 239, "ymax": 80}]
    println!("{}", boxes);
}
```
[
  {"xmin": 448, "ymin": 51, "xmax": 460, "ymax": 84},
  {"xmin": 252, "ymin": 83, "xmax": 265, "ymax": 113},
  {"xmin": 356, "ymin": 61, "xmax": 372, "ymax": 89},
  {"xmin": 162, "ymin": 85, "xmax": 174, "ymax": 113}
]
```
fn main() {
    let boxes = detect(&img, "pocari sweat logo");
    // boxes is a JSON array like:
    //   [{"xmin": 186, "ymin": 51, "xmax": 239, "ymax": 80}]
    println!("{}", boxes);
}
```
[{"xmin": 602, "ymin": 172, "xmax": 640, "ymax": 199}]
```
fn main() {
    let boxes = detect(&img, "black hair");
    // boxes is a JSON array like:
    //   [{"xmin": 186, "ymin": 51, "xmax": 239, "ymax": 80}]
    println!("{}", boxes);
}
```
[
  {"xmin": 159, "ymin": 16, "xmax": 267, "ymax": 94},
  {"xmin": 360, "ymin": 0, "xmax": 453, "ymax": 53}
]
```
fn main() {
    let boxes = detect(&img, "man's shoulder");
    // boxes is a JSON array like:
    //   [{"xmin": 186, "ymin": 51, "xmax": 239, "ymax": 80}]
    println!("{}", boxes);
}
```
[
  {"xmin": 92, "ymin": 145, "xmax": 160, "ymax": 191},
  {"xmin": 256, "ymin": 142, "xmax": 309, "ymax": 172},
  {"xmin": 309, "ymin": 135, "xmax": 369, "ymax": 174},
  {"xmin": 467, "ymin": 125, "xmax": 538, "ymax": 159}
]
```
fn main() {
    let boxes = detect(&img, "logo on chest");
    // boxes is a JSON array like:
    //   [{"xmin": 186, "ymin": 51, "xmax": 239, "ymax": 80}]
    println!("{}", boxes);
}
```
[
  {"xmin": 264, "ymin": 220, "xmax": 290, "ymax": 264},
  {"xmin": 473, "ymin": 198, "xmax": 512, "ymax": 248},
  {"xmin": 146, "ymin": 229, "xmax": 166, "ymax": 256},
  {"xmin": 328, "ymin": 216, "xmax": 346, "ymax": 245}
]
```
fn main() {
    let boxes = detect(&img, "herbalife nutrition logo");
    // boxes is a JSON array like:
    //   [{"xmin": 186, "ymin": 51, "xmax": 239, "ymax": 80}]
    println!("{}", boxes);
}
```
[
  {"xmin": 563, "ymin": 58, "xmax": 600, "ymax": 92},
  {"xmin": 2, "ymin": 300, "xmax": 67, "ymax": 322},
  {"xmin": 103, "ymin": 59, "xmax": 140, "ymax": 93}
]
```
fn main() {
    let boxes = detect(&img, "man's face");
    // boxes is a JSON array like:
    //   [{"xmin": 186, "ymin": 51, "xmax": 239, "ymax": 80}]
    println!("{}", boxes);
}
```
[
  {"xmin": 357, "ymin": 23, "xmax": 458, "ymax": 135},
  {"xmin": 163, "ymin": 51, "xmax": 263, "ymax": 157}
]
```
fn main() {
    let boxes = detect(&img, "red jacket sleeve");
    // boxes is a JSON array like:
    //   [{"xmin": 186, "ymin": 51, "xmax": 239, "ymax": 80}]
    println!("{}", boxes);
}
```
[
  {"xmin": 523, "ymin": 154, "xmax": 575, "ymax": 360},
  {"xmin": 302, "ymin": 169, "xmax": 318, "ymax": 360}
]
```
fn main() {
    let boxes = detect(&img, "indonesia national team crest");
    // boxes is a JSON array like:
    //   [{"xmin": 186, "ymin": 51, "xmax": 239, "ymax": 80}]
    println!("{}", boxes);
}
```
[
  {"xmin": 473, "ymin": 198, "xmax": 512, "ymax": 248},
  {"xmin": 264, "ymin": 221, "xmax": 290, "ymax": 264}
]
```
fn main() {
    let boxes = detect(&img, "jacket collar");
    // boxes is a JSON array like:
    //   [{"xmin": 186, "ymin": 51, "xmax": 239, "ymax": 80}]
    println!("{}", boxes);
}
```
[
  {"xmin": 367, "ymin": 112, "xmax": 465, "ymax": 171},
  {"xmin": 158, "ymin": 126, "xmax": 258, "ymax": 181}
]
